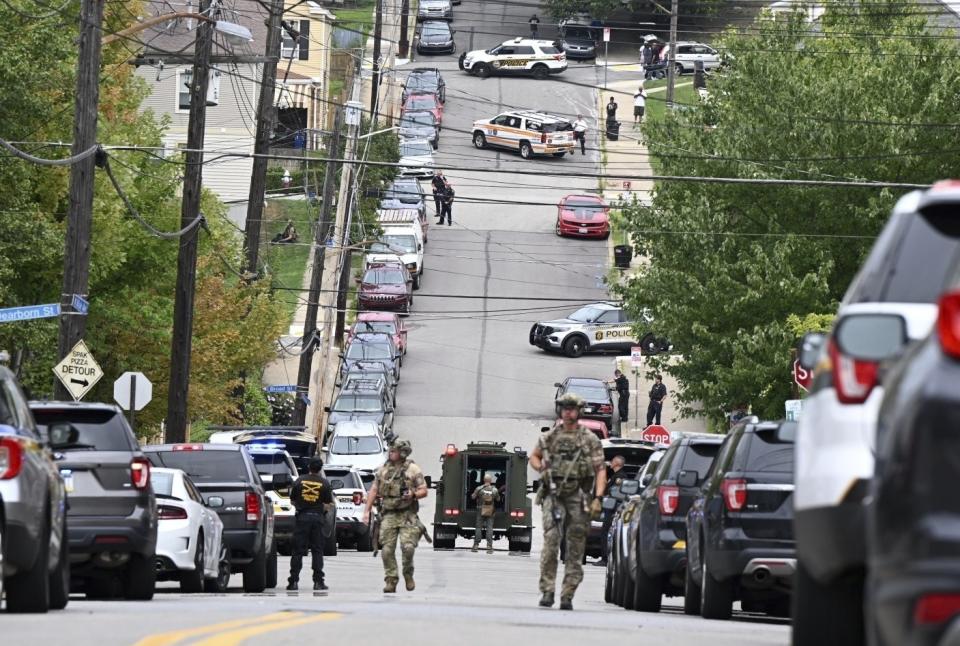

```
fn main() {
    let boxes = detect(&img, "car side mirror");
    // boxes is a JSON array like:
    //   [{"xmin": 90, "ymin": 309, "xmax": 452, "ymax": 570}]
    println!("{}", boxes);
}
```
[
  {"xmin": 271, "ymin": 473, "xmax": 292, "ymax": 489},
  {"xmin": 386, "ymin": 407, "xmax": 395, "ymax": 413},
  {"xmin": 47, "ymin": 422, "xmax": 79, "ymax": 449},
  {"xmin": 833, "ymin": 313, "xmax": 908, "ymax": 362},
  {"xmin": 418, "ymin": 244, "xmax": 423, "ymax": 251},
  {"xmin": 321, "ymin": 445, "xmax": 329, "ymax": 453},
  {"xmin": 323, "ymin": 406, "xmax": 331, "ymax": 413},
  {"xmin": 641, "ymin": 472, "xmax": 654, "ymax": 487},
  {"xmin": 677, "ymin": 470, "xmax": 698, "ymax": 488},
  {"xmin": 601, "ymin": 496, "xmax": 618, "ymax": 511},
  {"xmin": 620, "ymin": 479, "xmax": 640, "ymax": 496},
  {"xmin": 206, "ymin": 496, "xmax": 224, "ymax": 508},
  {"xmin": 553, "ymin": 382, "xmax": 562, "ymax": 388},
  {"xmin": 424, "ymin": 475, "xmax": 433, "ymax": 488},
  {"xmin": 797, "ymin": 331, "xmax": 826, "ymax": 370}
]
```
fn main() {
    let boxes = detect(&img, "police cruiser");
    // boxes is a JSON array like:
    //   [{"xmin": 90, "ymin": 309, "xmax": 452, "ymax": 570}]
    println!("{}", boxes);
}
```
[
  {"xmin": 458, "ymin": 37, "xmax": 567, "ymax": 79},
  {"xmin": 529, "ymin": 302, "xmax": 669, "ymax": 358}
]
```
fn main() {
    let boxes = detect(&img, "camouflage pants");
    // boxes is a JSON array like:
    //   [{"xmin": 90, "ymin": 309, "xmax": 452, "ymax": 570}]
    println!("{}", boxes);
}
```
[
  {"xmin": 380, "ymin": 510, "xmax": 420, "ymax": 581},
  {"xmin": 473, "ymin": 513, "xmax": 494, "ymax": 547},
  {"xmin": 539, "ymin": 494, "xmax": 589, "ymax": 600}
]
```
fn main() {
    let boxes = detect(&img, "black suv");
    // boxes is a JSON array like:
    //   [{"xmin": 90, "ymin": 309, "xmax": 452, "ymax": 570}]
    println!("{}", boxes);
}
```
[
  {"xmin": 144, "ymin": 444, "xmax": 279, "ymax": 593},
  {"xmin": 622, "ymin": 434, "xmax": 723, "ymax": 612},
  {"xmin": 29, "ymin": 402, "xmax": 157, "ymax": 600},
  {"xmin": 867, "ymin": 266, "xmax": 960, "ymax": 645},
  {"xmin": 685, "ymin": 420, "xmax": 796, "ymax": 620}
]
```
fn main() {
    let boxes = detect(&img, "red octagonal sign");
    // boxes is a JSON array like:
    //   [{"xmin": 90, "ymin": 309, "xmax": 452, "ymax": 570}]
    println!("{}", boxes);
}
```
[
  {"xmin": 640, "ymin": 424, "xmax": 670, "ymax": 445},
  {"xmin": 793, "ymin": 359, "xmax": 812, "ymax": 392}
]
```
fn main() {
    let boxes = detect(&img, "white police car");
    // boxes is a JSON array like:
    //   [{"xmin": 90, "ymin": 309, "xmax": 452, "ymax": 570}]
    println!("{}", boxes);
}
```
[
  {"xmin": 529, "ymin": 302, "xmax": 670, "ymax": 358},
  {"xmin": 458, "ymin": 37, "xmax": 567, "ymax": 79}
]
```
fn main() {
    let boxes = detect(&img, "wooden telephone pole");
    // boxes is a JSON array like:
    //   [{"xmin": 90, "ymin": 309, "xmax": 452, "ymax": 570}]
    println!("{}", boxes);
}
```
[
  {"xmin": 56, "ymin": 0, "xmax": 105, "ymax": 400},
  {"xmin": 165, "ymin": 0, "xmax": 214, "ymax": 442},
  {"xmin": 666, "ymin": 0, "xmax": 679, "ymax": 106}
]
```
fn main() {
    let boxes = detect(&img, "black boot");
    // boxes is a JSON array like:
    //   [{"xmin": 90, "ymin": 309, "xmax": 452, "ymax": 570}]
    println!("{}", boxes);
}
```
[
  {"xmin": 560, "ymin": 598, "xmax": 573, "ymax": 610},
  {"xmin": 286, "ymin": 580, "xmax": 298, "ymax": 591},
  {"xmin": 539, "ymin": 592, "xmax": 554, "ymax": 607},
  {"xmin": 314, "ymin": 580, "xmax": 328, "ymax": 591}
]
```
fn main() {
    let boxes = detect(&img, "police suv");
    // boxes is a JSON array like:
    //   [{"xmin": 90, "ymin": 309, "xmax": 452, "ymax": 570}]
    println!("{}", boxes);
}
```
[
  {"xmin": 529, "ymin": 302, "xmax": 669, "ymax": 358},
  {"xmin": 458, "ymin": 37, "xmax": 567, "ymax": 79},
  {"xmin": 472, "ymin": 111, "xmax": 575, "ymax": 159}
]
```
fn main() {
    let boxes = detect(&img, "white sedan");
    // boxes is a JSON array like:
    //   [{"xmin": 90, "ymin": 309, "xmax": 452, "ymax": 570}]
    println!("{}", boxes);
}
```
[{"xmin": 152, "ymin": 467, "xmax": 231, "ymax": 592}]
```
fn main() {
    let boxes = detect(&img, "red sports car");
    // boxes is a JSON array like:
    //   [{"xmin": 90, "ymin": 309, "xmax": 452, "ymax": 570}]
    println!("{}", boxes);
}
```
[
  {"xmin": 402, "ymin": 92, "xmax": 443, "ymax": 126},
  {"xmin": 556, "ymin": 194, "xmax": 610, "ymax": 239},
  {"xmin": 348, "ymin": 311, "xmax": 408, "ymax": 355}
]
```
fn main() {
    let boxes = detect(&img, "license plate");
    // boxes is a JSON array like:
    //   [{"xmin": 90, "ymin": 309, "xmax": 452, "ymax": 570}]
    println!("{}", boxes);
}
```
[
  {"xmin": 579, "ymin": 227, "xmax": 588, "ymax": 234},
  {"xmin": 61, "ymin": 470, "xmax": 73, "ymax": 493},
  {"xmin": 338, "ymin": 496, "xmax": 353, "ymax": 503}
]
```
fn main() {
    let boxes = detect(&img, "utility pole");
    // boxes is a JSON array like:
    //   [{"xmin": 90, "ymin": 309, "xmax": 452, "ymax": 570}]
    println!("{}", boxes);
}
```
[
  {"xmin": 56, "ymin": 0, "xmax": 105, "ymax": 400},
  {"xmin": 370, "ymin": 0, "xmax": 383, "ymax": 118},
  {"xmin": 292, "ymin": 108, "xmax": 344, "ymax": 427},
  {"xmin": 398, "ymin": 0, "xmax": 410, "ymax": 58},
  {"xmin": 333, "ymin": 186, "xmax": 357, "ymax": 344},
  {"xmin": 666, "ymin": 0, "xmax": 678, "ymax": 106},
  {"xmin": 165, "ymin": 0, "xmax": 214, "ymax": 443},
  {"xmin": 242, "ymin": 0, "xmax": 284, "ymax": 275}
]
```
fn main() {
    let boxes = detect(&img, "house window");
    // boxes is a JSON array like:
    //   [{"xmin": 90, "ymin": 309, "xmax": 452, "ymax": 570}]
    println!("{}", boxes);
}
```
[
  {"xmin": 281, "ymin": 20, "xmax": 310, "ymax": 60},
  {"xmin": 178, "ymin": 68, "xmax": 192, "ymax": 111},
  {"xmin": 281, "ymin": 28, "xmax": 299, "ymax": 58}
]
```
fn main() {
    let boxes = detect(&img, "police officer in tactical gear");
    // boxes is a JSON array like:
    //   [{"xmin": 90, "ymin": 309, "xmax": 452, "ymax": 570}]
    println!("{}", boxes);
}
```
[
  {"xmin": 287, "ymin": 458, "xmax": 335, "ymax": 591},
  {"xmin": 530, "ymin": 393, "xmax": 607, "ymax": 610},
  {"xmin": 363, "ymin": 439, "xmax": 428, "ymax": 593},
  {"xmin": 608, "ymin": 369, "xmax": 630, "ymax": 425},
  {"xmin": 471, "ymin": 473, "xmax": 500, "ymax": 553}
]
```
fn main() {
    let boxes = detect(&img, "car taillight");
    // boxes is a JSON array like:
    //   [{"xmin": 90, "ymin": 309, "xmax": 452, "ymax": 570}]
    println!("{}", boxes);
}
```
[
  {"xmin": 937, "ymin": 290, "xmax": 960, "ymax": 358},
  {"xmin": 914, "ymin": 593, "xmax": 960, "ymax": 625},
  {"xmin": 172, "ymin": 444, "xmax": 204, "ymax": 451},
  {"xmin": 510, "ymin": 510, "xmax": 526, "ymax": 519},
  {"xmin": 158, "ymin": 504, "xmax": 188, "ymax": 520},
  {"xmin": 352, "ymin": 491, "xmax": 364, "ymax": 506},
  {"xmin": 444, "ymin": 508, "xmax": 460, "ymax": 516},
  {"xmin": 657, "ymin": 485, "xmax": 679, "ymax": 515},
  {"xmin": 246, "ymin": 491, "xmax": 261, "ymax": 523},
  {"xmin": 0, "ymin": 437, "xmax": 24, "ymax": 480},
  {"xmin": 599, "ymin": 404, "xmax": 612, "ymax": 413},
  {"xmin": 553, "ymin": 54, "xmax": 564, "ymax": 60},
  {"xmin": 828, "ymin": 339, "xmax": 879, "ymax": 404},
  {"xmin": 721, "ymin": 478, "xmax": 747, "ymax": 512},
  {"xmin": 130, "ymin": 458, "xmax": 151, "ymax": 490},
  {"xmin": 541, "ymin": 133, "xmax": 547, "ymax": 144}
]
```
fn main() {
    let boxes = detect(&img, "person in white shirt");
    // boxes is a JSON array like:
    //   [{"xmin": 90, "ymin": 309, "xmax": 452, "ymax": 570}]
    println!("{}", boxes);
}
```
[
  {"xmin": 633, "ymin": 85, "xmax": 647, "ymax": 124},
  {"xmin": 573, "ymin": 114, "xmax": 588, "ymax": 155}
]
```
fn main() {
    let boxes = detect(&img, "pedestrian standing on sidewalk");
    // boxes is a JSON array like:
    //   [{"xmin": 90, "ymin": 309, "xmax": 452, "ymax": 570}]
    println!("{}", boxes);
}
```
[
  {"xmin": 646, "ymin": 375, "xmax": 668, "ymax": 426},
  {"xmin": 439, "ymin": 184, "xmax": 455, "ymax": 225},
  {"xmin": 529, "ymin": 13, "xmax": 540, "ymax": 38},
  {"xmin": 431, "ymin": 171, "xmax": 448, "ymax": 218},
  {"xmin": 605, "ymin": 97, "xmax": 618, "ymax": 126},
  {"xmin": 572, "ymin": 114, "xmax": 588, "ymax": 155},
  {"xmin": 633, "ymin": 85, "xmax": 647, "ymax": 124}
]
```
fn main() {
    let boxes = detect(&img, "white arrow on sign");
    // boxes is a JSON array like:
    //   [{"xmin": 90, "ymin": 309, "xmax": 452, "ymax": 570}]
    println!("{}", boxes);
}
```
[
  {"xmin": 53, "ymin": 340, "xmax": 103, "ymax": 401},
  {"xmin": 113, "ymin": 372, "xmax": 153, "ymax": 411}
]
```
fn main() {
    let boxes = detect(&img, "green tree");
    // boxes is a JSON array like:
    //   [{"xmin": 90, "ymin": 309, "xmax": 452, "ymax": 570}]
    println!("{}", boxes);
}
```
[{"xmin": 618, "ymin": 2, "xmax": 960, "ymax": 425}]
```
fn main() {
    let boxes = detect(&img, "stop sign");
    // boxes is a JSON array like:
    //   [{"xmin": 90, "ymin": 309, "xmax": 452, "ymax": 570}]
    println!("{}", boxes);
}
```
[
  {"xmin": 793, "ymin": 359, "xmax": 812, "ymax": 392},
  {"xmin": 640, "ymin": 424, "xmax": 670, "ymax": 444}
]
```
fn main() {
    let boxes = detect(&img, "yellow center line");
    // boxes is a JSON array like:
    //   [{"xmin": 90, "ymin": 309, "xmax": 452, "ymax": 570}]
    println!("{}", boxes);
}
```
[
  {"xmin": 191, "ymin": 612, "xmax": 343, "ymax": 646},
  {"xmin": 132, "ymin": 612, "xmax": 305, "ymax": 646}
]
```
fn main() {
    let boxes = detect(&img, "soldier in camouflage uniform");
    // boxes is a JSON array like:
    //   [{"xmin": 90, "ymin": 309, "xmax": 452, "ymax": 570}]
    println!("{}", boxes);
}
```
[
  {"xmin": 362, "ymin": 439, "xmax": 428, "ymax": 593},
  {"xmin": 471, "ymin": 473, "xmax": 500, "ymax": 553},
  {"xmin": 530, "ymin": 393, "xmax": 606, "ymax": 610}
]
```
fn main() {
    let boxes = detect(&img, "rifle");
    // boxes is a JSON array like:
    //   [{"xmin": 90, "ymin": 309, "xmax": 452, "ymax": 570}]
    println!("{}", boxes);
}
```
[
  {"xmin": 371, "ymin": 500, "xmax": 383, "ymax": 557},
  {"xmin": 540, "ymin": 430, "xmax": 586, "ymax": 534}
]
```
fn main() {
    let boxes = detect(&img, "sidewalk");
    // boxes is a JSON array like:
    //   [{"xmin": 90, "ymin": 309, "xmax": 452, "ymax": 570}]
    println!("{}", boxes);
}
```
[{"xmin": 596, "ymin": 78, "xmax": 708, "ymax": 437}]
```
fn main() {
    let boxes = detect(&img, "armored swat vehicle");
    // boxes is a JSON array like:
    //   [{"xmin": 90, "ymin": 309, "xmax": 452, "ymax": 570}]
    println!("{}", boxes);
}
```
[{"xmin": 430, "ymin": 441, "xmax": 533, "ymax": 552}]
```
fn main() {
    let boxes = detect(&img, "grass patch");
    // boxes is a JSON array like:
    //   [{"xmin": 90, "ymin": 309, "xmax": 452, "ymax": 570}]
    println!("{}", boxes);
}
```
[
  {"xmin": 644, "ymin": 81, "xmax": 699, "ymax": 124},
  {"xmin": 334, "ymin": 0, "xmax": 376, "ymax": 35},
  {"xmin": 264, "ymin": 199, "xmax": 314, "ymax": 323}
]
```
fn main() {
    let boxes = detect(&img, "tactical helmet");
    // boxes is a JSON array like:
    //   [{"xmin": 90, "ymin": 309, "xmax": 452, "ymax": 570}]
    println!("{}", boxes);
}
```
[
  {"xmin": 556, "ymin": 393, "xmax": 585, "ymax": 409},
  {"xmin": 391, "ymin": 438, "xmax": 413, "ymax": 458}
]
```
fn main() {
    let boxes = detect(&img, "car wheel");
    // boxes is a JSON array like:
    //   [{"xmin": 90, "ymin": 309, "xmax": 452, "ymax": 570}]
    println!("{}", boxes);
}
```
[
  {"xmin": 553, "ymin": 152, "xmax": 566, "ymax": 157},
  {"xmin": 413, "ymin": 273, "xmax": 421, "ymax": 290},
  {"xmin": 123, "ymin": 553, "xmax": 156, "ymax": 601},
  {"xmin": 555, "ymin": 219, "xmax": 563, "ymax": 236},
  {"xmin": 792, "ymin": 558, "xmax": 864, "ymax": 646},
  {"xmin": 242, "ymin": 546, "xmax": 267, "ymax": 593},
  {"xmin": 180, "ymin": 533, "xmax": 205, "ymax": 593},
  {"xmin": 205, "ymin": 544, "xmax": 231, "ymax": 592},
  {"xmin": 622, "ymin": 569, "xmax": 637, "ymax": 610},
  {"xmin": 473, "ymin": 131, "xmax": 487, "ymax": 149},
  {"xmin": 633, "ymin": 558, "xmax": 662, "ymax": 612},
  {"xmin": 432, "ymin": 137, "xmax": 439, "ymax": 150},
  {"xmin": 265, "ymin": 543, "xmax": 278, "ymax": 589},
  {"xmin": 323, "ymin": 537, "xmax": 338, "ymax": 557},
  {"xmin": 562, "ymin": 335, "xmax": 587, "ymax": 358},
  {"xmin": 48, "ymin": 515, "xmax": 70, "ymax": 611},
  {"xmin": 683, "ymin": 550, "xmax": 702, "ymax": 615},
  {"xmin": 519, "ymin": 142, "xmax": 533, "ymax": 159},
  {"xmin": 5, "ymin": 510, "xmax": 50, "ymax": 613},
  {"xmin": 531, "ymin": 64, "xmax": 549, "ymax": 80},
  {"xmin": 675, "ymin": 63, "xmax": 684, "ymax": 75},
  {"xmin": 604, "ymin": 551, "xmax": 615, "ymax": 603},
  {"xmin": 474, "ymin": 63, "xmax": 490, "ymax": 78},
  {"xmin": 700, "ymin": 551, "xmax": 733, "ymax": 620},
  {"xmin": 457, "ymin": 52, "xmax": 466, "ymax": 70}
]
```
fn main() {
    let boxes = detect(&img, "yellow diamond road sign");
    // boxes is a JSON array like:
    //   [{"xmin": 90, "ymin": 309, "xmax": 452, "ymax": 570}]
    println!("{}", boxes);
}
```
[{"xmin": 53, "ymin": 340, "xmax": 103, "ymax": 401}]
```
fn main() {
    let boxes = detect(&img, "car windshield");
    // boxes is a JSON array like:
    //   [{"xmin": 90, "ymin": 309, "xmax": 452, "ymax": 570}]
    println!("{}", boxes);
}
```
[
  {"xmin": 565, "ymin": 27, "xmax": 593, "ymax": 39},
  {"xmin": 152, "ymin": 471, "xmax": 175, "ymax": 496},
  {"xmin": 332, "ymin": 395, "xmax": 384, "ymax": 412},
  {"xmin": 406, "ymin": 96, "xmax": 436, "ymax": 111},
  {"xmin": 250, "ymin": 452, "xmax": 295, "ymax": 475},
  {"xmin": 358, "ymin": 321, "xmax": 397, "ymax": 334},
  {"xmin": 381, "ymin": 235, "xmax": 417, "ymax": 253},
  {"xmin": 407, "ymin": 75, "xmax": 438, "ymax": 91},
  {"xmin": 567, "ymin": 305, "xmax": 606, "ymax": 323},
  {"xmin": 387, "ymin": 183, "xmax": 419, "ymax": 199},
  {"xmin": 401, "ymin": 141, "xmax": 432, "ymax": 157},
  {"xmin": 423, "ymin": 23, "xmax": 449, "ymax": 35},
  {"xmin": 566, "ymin": 198, "xmax": 603, "ymax": 210},
  {"xmin": 33, "ymin": 409, "xmax": 134, "ymax": 451},
  {"xmin": 363, "ymin": 269, "xmax": 407, "ymax": 285},
  {"xmin": 331, "ymin": 436, "xmax": 382, "ymax": 455},
  {"xmin": 346, "ymin": 342, "xmax": 393, "ymax": 360},
  {"xmin": 402, "ymin": 113, "xmax": 435, "ymax": 127},
  {"xmin": 148, "ymin": 450, "xmax": 250, "ymax": 482}
]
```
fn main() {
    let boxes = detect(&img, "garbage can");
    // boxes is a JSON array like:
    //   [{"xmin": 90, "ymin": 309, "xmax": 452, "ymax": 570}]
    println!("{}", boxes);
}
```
[
  {"xmin": 613, "ymin": 244, "xmax": 632, "ymax": 269},
  {"xmin": 606, "ymin": 119, "xmax": 620, "ymax": 141}
]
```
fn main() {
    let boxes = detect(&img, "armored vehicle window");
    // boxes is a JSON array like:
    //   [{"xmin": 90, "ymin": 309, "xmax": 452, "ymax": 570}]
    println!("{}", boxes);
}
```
[{"xmin": 464, "ymin": 456, "xmax": 508, "ymax": 512}]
